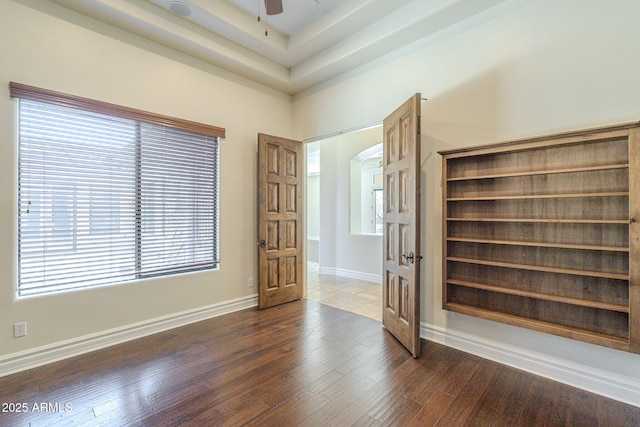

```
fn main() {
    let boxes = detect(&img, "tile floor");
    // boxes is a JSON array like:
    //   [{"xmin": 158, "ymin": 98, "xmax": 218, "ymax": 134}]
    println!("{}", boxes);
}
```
[{"xmin": 306, "ymin": 262, "xmax": 382, "ymax": 321}]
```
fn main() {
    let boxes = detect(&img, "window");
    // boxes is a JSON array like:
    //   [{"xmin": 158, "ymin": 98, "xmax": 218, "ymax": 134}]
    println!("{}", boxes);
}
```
[
  {"xmin": 372, "ymin": 187, "xmax": 384, "ymax": 234},
  {"xmin": 11, "ymin": 83, "xmax": 225, "ymax": 297},
  {"xmin": 349, "ymin": 142, "xmax": 383, "ymax": 235}
]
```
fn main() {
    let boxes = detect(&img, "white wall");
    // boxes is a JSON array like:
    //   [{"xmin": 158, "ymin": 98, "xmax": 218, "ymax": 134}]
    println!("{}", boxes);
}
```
[
  {"xmin": 353, "ymin": 157, "xmax": 383, "ymax": 235},
  {"xmin": 0, "ymin": 1, "xmax": 292, "ymax": 363},
  {"xmin": 318, "ymin": 127, "xmax": 383, "ymax": 279},
  {"xmin": 306, "ymin": 175, "xmax": 320, "ymax": 239},
  {"xmin": 294, "ymin": 0, "xmax": 640, "ymax": 405}
]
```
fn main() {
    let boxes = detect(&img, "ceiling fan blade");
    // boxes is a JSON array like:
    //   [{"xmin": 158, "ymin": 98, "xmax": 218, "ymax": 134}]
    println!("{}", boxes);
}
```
[{"xmin": 265, "ymin": 0, "xmax": 283, "ymax": 15}]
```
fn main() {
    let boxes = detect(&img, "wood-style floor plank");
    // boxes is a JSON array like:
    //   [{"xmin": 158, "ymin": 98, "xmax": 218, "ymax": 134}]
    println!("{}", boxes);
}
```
[
  {"xmin": 1, "ymin": 300, "xmax": 638, "ymax": 426},
  {"xmin": 430, "ymin": 358, "xmax": 497, "ymax": 426}
]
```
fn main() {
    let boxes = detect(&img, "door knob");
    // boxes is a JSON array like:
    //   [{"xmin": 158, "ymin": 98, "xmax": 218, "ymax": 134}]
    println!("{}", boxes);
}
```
[
  {"xmin": 402, "ymin": 252, "xmax": 423, "ymax": 264},
  {"xmin": 257, "ymin": 239, "xmax": 266, "ymax": 248}
]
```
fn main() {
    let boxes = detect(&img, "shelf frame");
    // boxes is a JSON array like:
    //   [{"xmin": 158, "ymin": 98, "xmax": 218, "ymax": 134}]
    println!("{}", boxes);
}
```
[{"xmin": 439, "ymin": 122, "xmax": 640, "ymax": 354}]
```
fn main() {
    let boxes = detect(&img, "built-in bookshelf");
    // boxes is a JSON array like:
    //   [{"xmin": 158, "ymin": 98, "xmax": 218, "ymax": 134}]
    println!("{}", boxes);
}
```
[{"xmin": 439, "ymin": 122, "xmax": 640, "ymax": 353}]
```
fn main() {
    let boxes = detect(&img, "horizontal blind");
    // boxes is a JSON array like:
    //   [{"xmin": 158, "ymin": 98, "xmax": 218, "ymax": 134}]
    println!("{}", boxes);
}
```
[
  {"xmin": 139, "ymin": 124, "xmax": 219, "ymax": 277},
  {"xmin": 18, "ymin": 99, "xmax": 219, "ymax": 296}
]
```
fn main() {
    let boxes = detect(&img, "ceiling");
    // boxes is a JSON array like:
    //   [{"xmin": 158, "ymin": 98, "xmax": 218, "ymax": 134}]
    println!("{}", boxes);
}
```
[{"xmin": 49, "ymin": 0, "xmax": 509, "ymax": 95}]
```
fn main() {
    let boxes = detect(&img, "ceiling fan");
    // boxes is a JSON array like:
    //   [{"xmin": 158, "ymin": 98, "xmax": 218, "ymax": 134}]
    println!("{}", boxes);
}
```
[
  {"xmin": 257, "ymin": 0, "xmax": 283, "ymax": 36},
  {"xmin": 264, "ymin": 0, "xmax": 283, "ymax": 15}
]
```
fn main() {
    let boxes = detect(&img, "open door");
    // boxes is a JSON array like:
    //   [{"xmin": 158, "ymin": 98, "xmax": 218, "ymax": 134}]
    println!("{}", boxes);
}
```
[
  {"xmin": 382, "ymin": 94, "xmax": 422, "ymax": 357},
  {"xmin": 257, "ymin": 133, "xmax": 304, "ymax": 309}
]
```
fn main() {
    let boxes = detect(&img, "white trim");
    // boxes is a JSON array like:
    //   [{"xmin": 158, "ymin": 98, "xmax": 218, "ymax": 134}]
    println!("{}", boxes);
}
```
[
  {"xmin": 302, "ymin": 121, "xmax": 382, "ymax": 143},
  {"xmin": 318, "ymin": 267, "xmax": 381, "ymax": 284},
  {"xmin": 420, "ymin": 322, "xmax": 640, "ymax": 408},
  {"xmin": 0, "ymin": 294, "xmax": 258, "ymax": 378}
]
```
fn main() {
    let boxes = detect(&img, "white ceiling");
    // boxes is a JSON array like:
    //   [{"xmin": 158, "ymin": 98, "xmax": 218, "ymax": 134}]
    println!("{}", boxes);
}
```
[{"xmin": 49, "ymin": 0, "xmax": 509, "ymax": 95}]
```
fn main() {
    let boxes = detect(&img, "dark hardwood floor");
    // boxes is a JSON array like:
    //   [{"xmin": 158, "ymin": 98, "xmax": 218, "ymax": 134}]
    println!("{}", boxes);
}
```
[{"xmin": 1, "ymin": 300, "xmax": 639, "ymax": 426}]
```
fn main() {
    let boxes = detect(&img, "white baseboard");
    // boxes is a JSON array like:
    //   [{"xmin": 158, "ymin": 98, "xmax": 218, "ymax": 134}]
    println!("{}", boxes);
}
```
[
  {"xmin": 0, "ymin": 294, "xmax": 258, "ymax": 378},
  {"xmin": 420, "ymin": 322, "xmax": 640, "ymax": 408},
  {"xmin": 318, "ymin": 267, "xmax": 381, "ymax": 284}
]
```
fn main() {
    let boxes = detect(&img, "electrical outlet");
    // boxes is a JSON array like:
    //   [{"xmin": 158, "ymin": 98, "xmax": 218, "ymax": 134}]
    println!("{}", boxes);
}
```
[
  {"xmin": 248, "ymin": 278, "xmax": 254, "ymax": 288},
  {"xmin": 14, "ymin": 322, "xmax": 27, "ymax": 338}
]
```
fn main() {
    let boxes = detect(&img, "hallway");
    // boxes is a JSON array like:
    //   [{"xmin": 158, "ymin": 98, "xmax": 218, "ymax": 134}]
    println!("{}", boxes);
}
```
[{"xmin": 306, "ymin": 262, "xmax": 382, "ymax": 321}]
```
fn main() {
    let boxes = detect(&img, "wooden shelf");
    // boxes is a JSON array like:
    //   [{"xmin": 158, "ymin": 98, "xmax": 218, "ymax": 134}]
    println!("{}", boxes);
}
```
[
  {"xmin": 446, "ymin": 163, "xmax": 629, "ymax": 182},
  {"xmin": 446, "ymin": 279, "xmax": 629, "ymax": 313},
  {"xmin": 439, "ymin": 123, "xmax": 639, "ymax": 354},
  {"xmin": 446, "ymin": 257, "xmax": 629, "ymax": 280},
  {"xmin": 444, "ymin": 303, "xmax": 631, "ymax": 349},
  {"xmin": 447, "ymin": 192, "xmax": 628, "ymax": 201},
  {"xmin": 447, "ymin": 218, "xmax": 630, "ymax": 224},
  {"xmin": 446, "ymin": 237, "xmax": 629, "ymax": 252}
]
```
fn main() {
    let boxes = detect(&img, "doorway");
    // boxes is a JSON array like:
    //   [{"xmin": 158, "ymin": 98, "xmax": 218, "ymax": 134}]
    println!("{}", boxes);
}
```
[
  {"xmin": 259, "ymin": 95, "xmax": 422, "ymax": 357},
  {"xmin": 305, "ymin": 127, "xmax": 383, "ymax": 321}
]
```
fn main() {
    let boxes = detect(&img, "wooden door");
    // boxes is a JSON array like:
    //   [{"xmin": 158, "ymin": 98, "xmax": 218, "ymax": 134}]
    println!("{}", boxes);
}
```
[
  {"xmin": 382, "ymin": 94, "xmax": 422, "ymax": 357},
  {"xmin": 257, "ymin": 134, "xmax": 304, "ymax": 309}
]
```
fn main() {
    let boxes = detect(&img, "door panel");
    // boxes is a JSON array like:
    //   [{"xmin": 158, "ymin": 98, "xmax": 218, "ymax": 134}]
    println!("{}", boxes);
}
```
[
  {"xmin": 382, "ymin": 94, "xmax": 422, "ymax": 357},
  {"xmin": 258, "ymin": 134, "xmax": 304, "ymax": 309}
]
